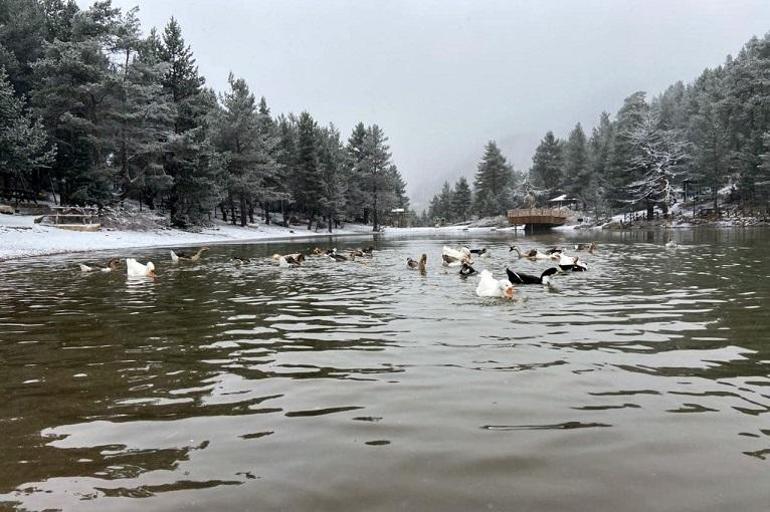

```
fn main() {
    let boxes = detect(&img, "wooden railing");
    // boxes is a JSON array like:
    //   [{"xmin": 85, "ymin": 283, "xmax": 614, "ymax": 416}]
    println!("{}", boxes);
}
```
[{"xmin": 507, "ymin": 208, "xmax": 569, "ymax": 226}]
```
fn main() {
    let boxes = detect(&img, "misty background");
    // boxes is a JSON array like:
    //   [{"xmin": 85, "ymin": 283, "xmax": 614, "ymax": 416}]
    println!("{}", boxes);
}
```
[{"xmin": 75, "ymin": 0, "xmax": 770, "ymax": 210}]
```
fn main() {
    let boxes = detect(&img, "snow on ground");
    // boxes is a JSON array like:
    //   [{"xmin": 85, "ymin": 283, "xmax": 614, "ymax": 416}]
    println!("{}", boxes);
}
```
[
  {"xmin": 0, "ymin": 214, "xmax": 374, "ymax": 261},
  {"xmin": 0, "ymin": 215, "xmax": 511, "ymax": 261}
]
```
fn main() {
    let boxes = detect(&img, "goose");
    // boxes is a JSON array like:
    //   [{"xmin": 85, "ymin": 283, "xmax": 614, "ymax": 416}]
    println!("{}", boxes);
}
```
[
  {"xmin": 406, "ymin": 254, "xmax": 427, "ymax": 272},
  {"xmin": 326, "ymin": 249, "xmax": 348, "ymax": 262},
  {"xmin": 665, "ymin": 240, "xmax": 678, "ymax": 249},
  {"xmin": 575, "ymin": 241, "xmax": 598, "ymax": 253},
  {"xmin": 556, "ymin": 253, "xmax": 588, "ymax": 272},
  {"xmin": 459, "ymin": 263, "xmax": 477, "ymax": 276},
  {"xmin": 362, "ymin": 246, "xmax": 375, "ymax": 256},
  {"xmin": 170, "ymin": 247, "xmax": 209, "ymax": 263},
  {"xmin": 442, "ymin": 246, "xmax": 472, "ymax": 267},
  {"xmin": 272, "ymin": 253, "xmax": 304, "ymax": 267},
  {"xmin": 475, "ymin": 270, "xmax": 515, "ymax": 299},
  {"xmin": 311, "ymin": 247, "xmax": 325, "ymax": 256},
  {"xmin": 126, "ymin": 258, "xmax": 157, "ymax": 278},
  {"xmin": 506, "ymin": 266, "xmax": 559, "ymax": 285},
  {"xmin": 469, "ymin": 248, "xmax": 491, "ymax": 259},
  {"xmin": 78, "ymin": 258, "xmax": 120, "ymax": 273},
  {"xmin": 509, "ymin": 246, "xmax": 552, "ymax": 260}
]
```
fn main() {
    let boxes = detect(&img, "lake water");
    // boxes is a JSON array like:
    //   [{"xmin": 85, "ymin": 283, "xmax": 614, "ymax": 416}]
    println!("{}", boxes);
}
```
[{"xmin": 1, "ymin": 229, "xmax": 769, "ymax": 511}]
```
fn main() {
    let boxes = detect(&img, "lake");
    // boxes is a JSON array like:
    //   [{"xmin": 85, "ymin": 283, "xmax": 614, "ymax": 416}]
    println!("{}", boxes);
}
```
[{"xmin": 1, "ymin": 229, "xmax": 768, "ymax": 511}]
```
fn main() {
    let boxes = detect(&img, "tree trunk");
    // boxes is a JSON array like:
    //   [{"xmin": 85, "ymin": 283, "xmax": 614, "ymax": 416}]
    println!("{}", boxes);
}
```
[
  {"xmin": 646, "ymin": 201, "xmax": 654, "ymax": 221},
  {"xmin": 220, "ymin": 204, "xmax": 227, "ymax": 222},
  {"xmin": 281, "ymin": 201, "xmax": 288, "ymax": 227},
  {"xmin": 240, "ymin": 196, "xmax": 247, "ymax": 227},
  {"xmin": 372, "ymin": 184, "xmax": 379, "ymax": 231},
  {"xmin": 264, "ymin": 202, "xmax": 270, "ymax": 225},
  {"xmin": 307, "ymin": 212, "xmax": 314, "ymax": 230},
  {"xmin": 248, "ymin": 201, "xmax": 254, "ymax": 224},
  {"xmin": 328, "ymin": 213, "xmax": 332, "ymax": 233}
]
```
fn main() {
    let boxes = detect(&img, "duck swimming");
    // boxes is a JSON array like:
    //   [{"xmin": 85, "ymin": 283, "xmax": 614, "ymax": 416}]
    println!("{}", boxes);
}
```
[
  {"xmin": 170, "ymin": 247, "xmax": 209, "ymax": 263},
  {"xmin": 407, "ymin": 254, "xmax": 427, "ymax": 272},
  {"xmin": 326, "ymin": 249, "xmax": 348, "ymax": 262},
  {"xmin": 469, "ymin": 247, "xmax": 491, "ymax": 259},
  {"xmin": 575, "ymin": 241, "xmax": 598, "ymax": 253},
  {"xmin": 505, "ymin": 266, "xmax": 559, "ymax": 285},
  {"xmin": 78, "ymin": 258, "xmax": 120, "ymax": 273},
  {"xmin": 442, "ymin": 246, "xmax": 472, "ymax": 267},
  {"xmin": 126, "ymin": 258, "xmax": 157, "ymax": 278},
  {"xmin": 459, "ymin": 263, "xmax": 477, "ymax": 276},
  {"xmin": 556, "ymin": 253, "xmax": 588, "ymax": 272},
  {"xmin": 272, "ymin": 253, "xmax": 305, "ymax": 267},
  {"xmin": 475, "ymin": 270, "xmax": 515, "ymax": 299},
  {"xmin": 509, "ymin": 246, "xmax": 553, "ymax": 260}
]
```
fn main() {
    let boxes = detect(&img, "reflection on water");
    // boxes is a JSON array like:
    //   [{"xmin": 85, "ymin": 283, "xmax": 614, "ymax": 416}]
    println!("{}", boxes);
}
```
[{"xmin": 0, "ymin": 229, "xmax": 769, "ymax": 511}]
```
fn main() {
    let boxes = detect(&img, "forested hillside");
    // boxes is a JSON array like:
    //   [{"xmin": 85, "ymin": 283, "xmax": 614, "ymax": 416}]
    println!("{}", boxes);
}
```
[
  {"xmin": 0, "ymin": 0, "xmax": 409, "ymax": 230},
  {"xmin": 427, "ymin": 32, "xmax": 770, "ymax": 224}
]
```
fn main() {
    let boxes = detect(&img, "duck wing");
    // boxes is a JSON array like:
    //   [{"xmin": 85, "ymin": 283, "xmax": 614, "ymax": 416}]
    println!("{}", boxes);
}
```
[{"xmin": 506, "ymin": 268, "xmax": 539, "ymax": 284}]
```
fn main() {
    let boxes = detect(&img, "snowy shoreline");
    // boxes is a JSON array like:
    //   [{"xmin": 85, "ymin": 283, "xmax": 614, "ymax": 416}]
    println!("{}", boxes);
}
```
[
  {"xmin": 0, "ymin": 215, "xmax": 376, "ymax": 261},
  {"xmin": 0, "ymin": 215, "xmax": 520, "ymax": 261}
]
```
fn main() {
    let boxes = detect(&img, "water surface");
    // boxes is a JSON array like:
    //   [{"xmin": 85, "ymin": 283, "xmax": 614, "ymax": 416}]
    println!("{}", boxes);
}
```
[{"xmin": 1, "ymin": 229, "xmax": 769, "ymax": 511}]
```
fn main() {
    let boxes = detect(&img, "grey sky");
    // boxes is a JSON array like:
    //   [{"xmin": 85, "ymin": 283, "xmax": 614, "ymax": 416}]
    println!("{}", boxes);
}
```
[{"xmin": 79, "ymin": 0, "xmax": 770, "ymax": 208}]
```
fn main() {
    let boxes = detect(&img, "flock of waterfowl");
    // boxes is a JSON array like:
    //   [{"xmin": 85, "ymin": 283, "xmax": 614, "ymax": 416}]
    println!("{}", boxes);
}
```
[
  {"xmin": 422, "ymin": 241, "xmax": 599, "ymax": 299},
  {"xmin": 75, "ymin": 241, "xmax": 599, "ymax": 300}
]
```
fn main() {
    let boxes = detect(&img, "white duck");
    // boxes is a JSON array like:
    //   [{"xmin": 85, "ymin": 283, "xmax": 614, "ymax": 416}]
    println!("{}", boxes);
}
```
[
  {"xmin": 475, "ymin": 270, "xmax": 516, "ymax": 299},
  {"xmin": 442, "ymin": 246, "xmax": 472, "ymax": 267},
  {"xmin": 126, "ymin": 258, "xmax": 157, "ymax": 278}
]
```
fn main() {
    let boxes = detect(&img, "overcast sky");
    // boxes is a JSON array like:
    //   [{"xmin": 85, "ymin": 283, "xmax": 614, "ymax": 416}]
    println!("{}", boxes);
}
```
[{"xmin": 79, "ymin": 0, "xmax": 770, "ymax": 207}]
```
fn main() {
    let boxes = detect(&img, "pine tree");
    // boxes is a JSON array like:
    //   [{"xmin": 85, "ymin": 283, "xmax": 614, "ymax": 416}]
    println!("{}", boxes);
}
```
[
  {"xmin": 31, "ymin": 1, "xmax": 121, "ymax": 204},
  {"xmin": 688, "ymin": 70, "xmax": 732, "ymax": 210},
  {"xmin": 294, "ymin": 111, "xmax": 321, "ymax": 229},
  {"xmin": 563, "ymin": 123, "xmax": 591, "ymax": 206},
  {"xmin": 452, "ymin": 176, "xmax": 472, "ymax": 221},
  {"xmin": 361, "ymin": 124, "xmax": 392, "ymax": 231},
  {"xmin": 275, "ymin": 113, "xmax": 297, "ymax": 226},
  {"xmin": 317, "ymin": 123, "xmax": 347, "ymax": 232},
  {"xmin": 105, "ymin": 8, "xmax": 174, "ymax": 207},
  {"xmin": 607, "ymin": 91, "xmax": 649, "ymax": 206},
  {"xmin": 529, "ymin": 132, "xmax": 563, "ymax": 198},
  {"xmin": 156, "ymin": 16, "xmax": 219, "ymax": 225},
  {"xmin": 624, "ymin": 112, "xmax": 689, "ymax": 218},
  {"xmin": 472, "ymin": 141, "xmax": 515, "ymax": 217},
  {"xmin": 0, "ymin": 0, "xmax": 47, "ymax": 100},
  {"xmin": 345, "ymin": 121, "xmax": 369, "ymax": 223},
  {"xmin": 0, "ymin": 69, "xmax": 55, "ymax": 189}
]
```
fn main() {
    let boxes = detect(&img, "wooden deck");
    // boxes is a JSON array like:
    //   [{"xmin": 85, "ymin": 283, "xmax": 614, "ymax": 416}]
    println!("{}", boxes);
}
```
[
  {"xmin": 507, "ymin": 208, "xmax": 569, "ymax": 230},
  {"xmin": 37, "ymin": 206, "xmax": 101, "ymax": 231}
]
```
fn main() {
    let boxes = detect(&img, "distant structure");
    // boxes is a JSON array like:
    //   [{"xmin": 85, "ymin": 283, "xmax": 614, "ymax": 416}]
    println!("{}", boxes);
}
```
[{"xmin": 508, "ymin": 194, "xmax": 573, "ymax": 232}]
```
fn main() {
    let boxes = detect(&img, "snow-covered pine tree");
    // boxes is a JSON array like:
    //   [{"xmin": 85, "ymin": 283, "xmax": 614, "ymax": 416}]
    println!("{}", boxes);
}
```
[
  {"xmin": 31, "ymin": 1, "xmax": 121, "ymax": 205},
  {"xmin": 563, "ymin": 123, "xmax": 591, "ymax": 207},
  {"xmin": 624, "ymin": 112, "xmax": 689, "ymax": 219},
  {"xmin": 473, "ymin": 141, "xmax": 514, "ymax": 217},
  {"xmin": 528, "ymin": 132, "xmax": 564, "ymax": 200},
  {"xmin": 105, "ymin": 8, "xmax": 174, "ymax": 208},
  {"xmin": 343, "ymin": 122, "xmax": 369, "ymax": 223},
  {"xmin": 0, "ymin": 68, "xmax": 55, "ymax": 191}
]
